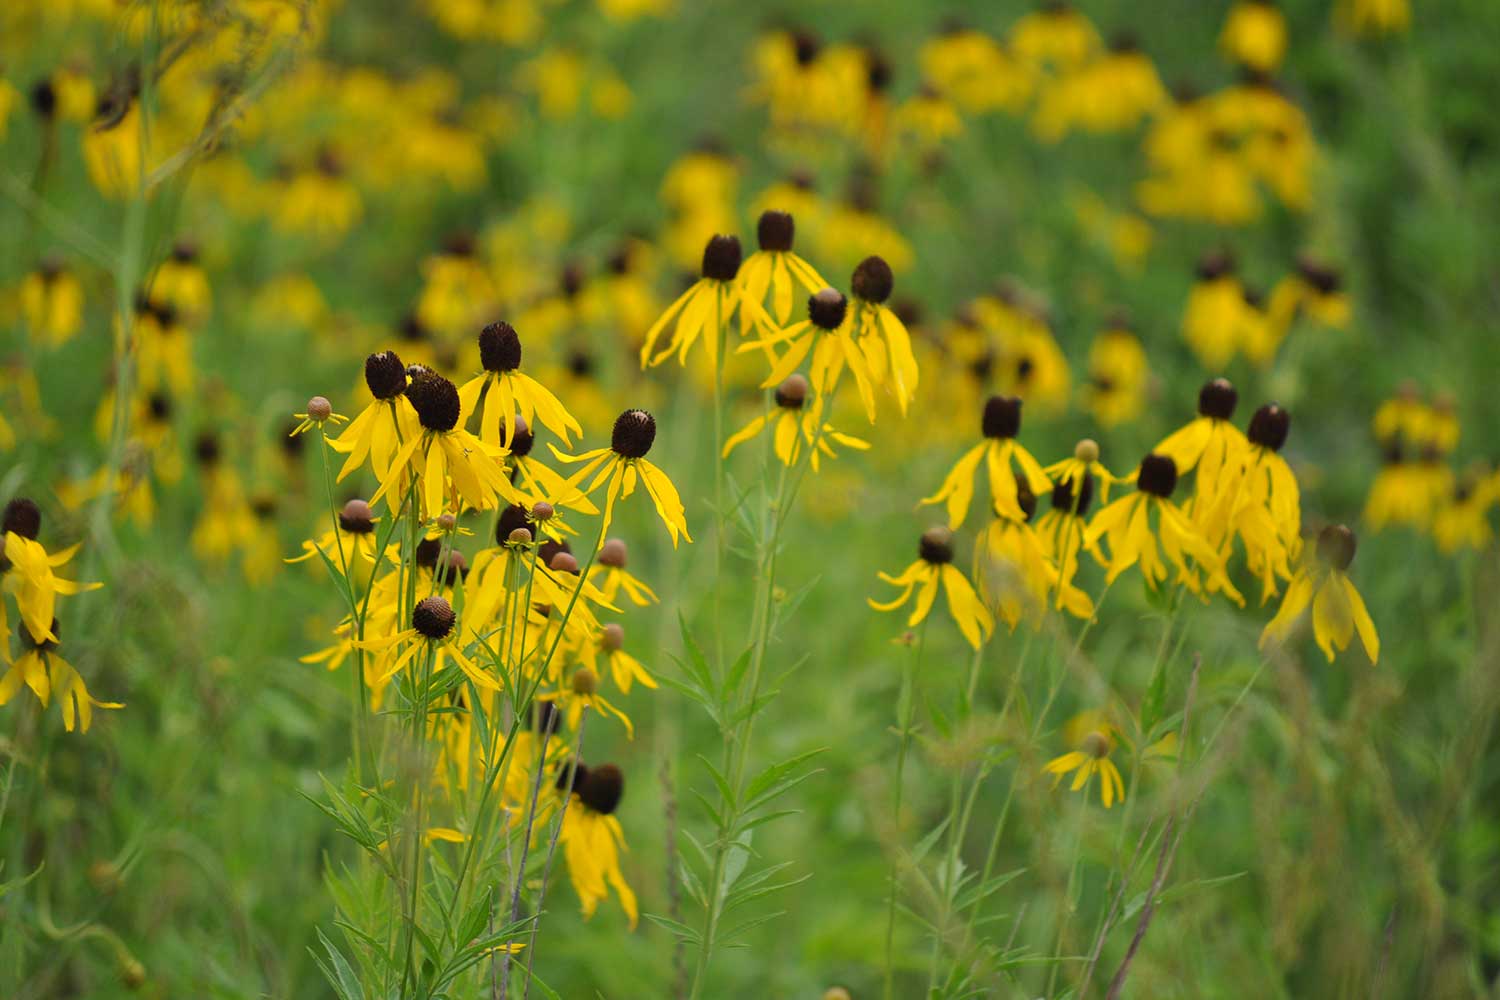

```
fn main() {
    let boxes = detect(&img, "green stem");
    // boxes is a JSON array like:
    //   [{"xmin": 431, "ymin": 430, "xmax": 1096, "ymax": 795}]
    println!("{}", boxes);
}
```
[{"xmin": 882, "ymin": 619, "xmax": 930, "ymax": 1000}]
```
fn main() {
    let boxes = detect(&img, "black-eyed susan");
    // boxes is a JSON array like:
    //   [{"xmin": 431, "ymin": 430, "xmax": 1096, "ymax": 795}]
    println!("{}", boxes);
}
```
[
  {"xmin": 921, "ymin": 395, "xmax": 1051, "ymax": 528},
  {"xmin": 1261, "ymin": 525, "xmax": 1379, "ymax": 663},
  {"xmin": 2, "ymin": 499, "xmax": 102, "ymax": 645},
  {"xmin": 1086, "ymin": 454, "xmax": 1243, "ymax": 604},
  {"xmin": 640, "ymin": 234, "xmax": 769, "ymax": 369},
  {"xmin": 557, "ymin": 762, "xmax": 638, "ymax": 926},
  {"xmin": 458, "ymin": 322, "xmax": 582, "ymax": 449},
  {"xmin": 586, "ymin": 539, "xmax": 659, "ymax": 608},
  {"xmin": 722, "ymin": 373, "xmax": 868, "ymax": 471},
  {"xmin": 372, "ymin": 370, "xmax": 516, "ymax": 517},
  {"xmin": 738, "ymin": 210, "xmax": 827, "ymax": 327},
  {"xmin": 332, "ymin": 351, "xmax": 421, "ymax": 484},
  {"xmin": 0, "ymin": 620, "xmax": 123, "ymax": 733},
  {"xmin": 1043, "ymin": 711, "xmax": 1127, "ymax": 808},
  {"xmin": 550, "ymin": 410, "xmax": 691, "ymax": 547},
  {"xmin": 1198, "ymin": 404, "xmax": 1300, "ymax": 602},
  {"xmin": 869, "ymin": 527, "xmax": 993, "ymax": 650}
]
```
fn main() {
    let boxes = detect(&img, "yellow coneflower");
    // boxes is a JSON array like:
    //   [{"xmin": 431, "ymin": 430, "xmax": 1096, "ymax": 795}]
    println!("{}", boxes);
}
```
[
  {"xmin": 869, "ymin": 527, "xmax": 993, "ymax": 650},
  {"xmin": 1009, "ymin": 2, "xmax": 1102, "ymax": 73},
  {"xmin": 1155, "ymin": 378, "xmax": 1251, "ymax": 504},
  {"xmin": 151, "ymin": 241, "xmax": 213, "ymax": 327},
  {"xmin": 557, "ymin": 761, "xmax": 639, "ymax": 927},
  {"xmin": 287, "ymin": 498, "xmax": 384, "ymax": 589},
  {"xmin": 551, "ymin": 410, "xmax": 691, "ymax": 547},
  {"xmin": 332, "ymin": 351, "xmax": 422, "ymax": 485},
  {"xmin": 1268, "ymin": 256, "xmax": 1351, "ymax": 333},
  {"xmin": 738, "ymin": 210, "xmax": 828, "ymax": 327},
  {"xmin": 1044, "ymin": 438, "xmax": 1126, "ymax": 506},
  {"xmin": 372, "ymin": 371, "xmax": 516, "ymax": 517},
  {"xmin": 501, "ymin": 417, "xmax": 596, "ymax": 514},
  {"xmin": 1043, "ymin": 711, "xmax": 1127, "ymax": 808},
  {"xmin": 1337, "ymin": 0, "xmax": 1409, "ymax": 36},
  {"xmin": 579, "ymin": 623, "xmax": 656, "ymax": 694},
  {"xmin": 921, "ymin": 395, "xmax": 1051, "ymax": 528},
  {"xmin": 1181, "ymin": 252, "xmax": 1245, "ymax": 370},
  {"xmin": 355, "ymin": 595, "xmax": 502, "ymax": 694},
  {"xmin": 2, "ymin": 499, "xmax": 102, "ymax": 646},
  {"xmin": 19, "ymin": 258, "xmax": 85, "ymax": 348},
  {"xmin": 1432, "ymin": 471, "xmax": 1496, "ymax": 554},
  {"xmin": 974, "ymin": 487, "xmax": 1064, "ymax": 630},
  {"xmin": 1082, "ymin": 316, "xmax": 1149, "ymax": 428},
  {"xmin": 722, "ymin": 373, "xmax": 868, "ymax": 471},
  {"xmin": 586, "ymin": 538, "xmax": 659, "ymax": 607},
  {"xmin": 847, "ymin": 256, "xmax": 920, "ymax": 419},
  {"xmin": 457, "ymin": 322, "xmax": 582, "ymax": 450},
  {"xmin": 288, "ymin": 395, "xmax": 349, "ymax": 438},
  {"xmin": 1262, "ymin": 525, "xmax": 1379, "ymax": 663},
  {"xmin": 641, "ymin": 234, "xmax": 769, "ymax": 369},
  {"xmin": 1033, "ymin": 473, "xmax": 1105, "ymax": 616},
  {"xmin": 1200, "ymin": 404, "xmax": 1300, "ymax": 602},
  {"xmin": 541, "ymin": 667, "xmax": 635, "ymax": 738},
  {"xmin": 1086, "ymin": 454, "xmax": 1243, "ymax": 604},
  {"xmin": 1220, "ymin": 0, "xmax": 1287, "ymax": 73},
  {"xmin": 1, "ymin": 620, "xmax": 123, "ymax": 734}
]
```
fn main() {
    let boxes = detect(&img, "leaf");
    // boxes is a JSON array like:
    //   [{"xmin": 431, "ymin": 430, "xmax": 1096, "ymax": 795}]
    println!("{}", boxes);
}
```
[
  {"xmin": 643, "ymin": 912, "xmax": 703, "ymax": 945},
  {"xmin": 311, "ymin": 928, "xmax": 366, "ymax": 1000},
  {"xmin": 745, "ymin": 747, "xmax": 827, "ymax": 805}
]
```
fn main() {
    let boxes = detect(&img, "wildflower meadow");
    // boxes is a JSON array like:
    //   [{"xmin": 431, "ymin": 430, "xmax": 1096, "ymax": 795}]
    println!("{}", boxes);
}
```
[{"xmin": 4, "ymin": 0, "xmax": 1500, "ymax": 997}]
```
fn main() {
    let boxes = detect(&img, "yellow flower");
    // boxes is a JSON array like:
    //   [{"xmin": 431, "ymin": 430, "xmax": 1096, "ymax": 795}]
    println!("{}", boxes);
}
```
[
  {"xmin": 1154, "ymin": 378, "xmax": 1251, "ymax": 506},
  {"xmin": 586, "ymin": 539, "xmax": 659, "ymax": 608},
  {"xmin": 557, "ymin": 762, "xmax": 638, "ymax": 927},
  {"xmin": 287, "ymin": 498, "xmax": 384, "ymax": 590},
  {"xmin": 1338, "ymin": 0, "xmax": 1409, "ymax": 35},
  {"xmin": 1034, "ymin": 473, "xmax": 1105, "ymax": 617},
  {"xmin": 355, "ymin": 595, "xmax": 503, "ymax": 695},
  {"xmin": 1220, "ymin": 1, "xmax": 1288, "ymax": 73},
  {"xmin": 371, "ymin": 371, "xmax": 518, "ymax": 518},
  {"xmin": 332, "ymin": 351, "xmax": 422, "ymax": 486},
  {"xmin": 974, "ymin": 489, "xmax": 1065, "ymax": 630},
  {"xmin": 541, "ymin": 668, "xmax": 635, "ymax": 738},
  {"xmin": 456, "ymin": 322, "xmax": 582, "ymax": 450},
  {"xmin": 1432, "ymin": 471, "xmax": 1496, "ymax": 554},
  {"xmin": 289, "ymin": 395, "xmax": 349, "ymax": 437},
  {"xmin": 642, "ymin": 234, "xmax": 771, "ymax": 369},
  {"xmin": 19, "ymin": 260, "xmax": 85, "ymax": 348},
  {"xmin": 1086, "ymin": 454, "xmax": 1243, "ymax": 604},
  {"xmin": 1044, "ymin": 439, "xmax": 1127, "ymax": 507},
  {"xmin": 3, "ymin": 500, "xmax": 102, "ymax": 645},
  {"xmin": 1009, "ymin": 3, "xmax": 1102, "ymax": 73},
  {"xmin": 0, "ymin": 625, "xmax": 123, "ymax": 734},
  {"xmin": 1262, "ymin": 525, "xmax": 1379, "ymax": 664},
  {"xmin": 551, "ymin": 410, "xmax": 691, "ymax": 548},
  {"xmin": 1081, "ymin": 319, "xmax": 1149, "ymax": 428},
  {"xmin": 869, "ymin": 527, "xmax": 993, "ymax": 650},
  {"xmin": 1181, "ymin": 252, "xmax": 1246, "ymax": 370},
  {"xmin": 1043, "ymin": 711, "xmax": 1126, "ymax": 809},
  {"xmin": 151, "ymin": 242, "xmax": 213, "ymax": 327},
  {"xmin": 737, "ymin": 210, "xmax": 828, "ymax": 327},
  {"xmin": 921, "ymin": 396, "xmax": 1051, "ymax": 528},
  {"xmin": 721, "ymin": 374, "xmax": 869, "ymax": 472},
  {"xmin": 580, "ymin": 623, "xmax": 657, "ymax": 695}
]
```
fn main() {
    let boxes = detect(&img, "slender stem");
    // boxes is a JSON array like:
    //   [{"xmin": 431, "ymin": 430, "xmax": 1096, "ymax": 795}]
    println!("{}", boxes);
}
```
[
  {"xmin": 520, "ymin": 710, "xmax": 590, "ymax": 998},
  {"xmin": 315, "ymin": 423, "xmax": 366, "ymax": 781},
  {"xmin": 882, "ymin": 619, "xmax": 930, "ymax": 1000}
]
